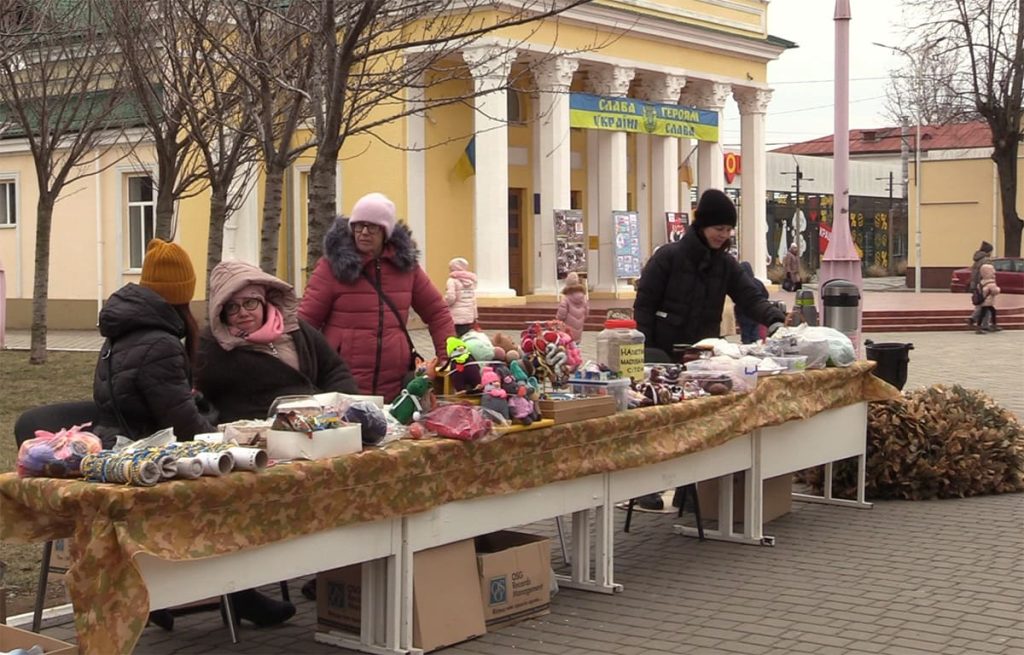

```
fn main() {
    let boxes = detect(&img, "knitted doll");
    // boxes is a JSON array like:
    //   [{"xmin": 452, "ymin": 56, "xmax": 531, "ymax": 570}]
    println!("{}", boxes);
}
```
[
  {"xmin": 555, "ymin": 272, "xmax": 589, "ymax": 343},
  {"xmin": 479, "ymin": 367, "xmax": 510, "ymax": 421},
  {"xmin": 445, "ymin": 257, "xmax": 478, "ymax": 337}
]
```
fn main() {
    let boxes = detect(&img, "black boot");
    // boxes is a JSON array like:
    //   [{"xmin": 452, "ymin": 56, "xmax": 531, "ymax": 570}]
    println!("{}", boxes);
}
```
[
  {"xmin": 229, "ymin": 588, "xmax": 296, "ymax": 627},
  {"xmin": 635, "ymin": 492, "xmax": 664, "ymax": 511},
  {"xmin": 148, "ymin": 609, "xmax": 174, "ymax": 631}
]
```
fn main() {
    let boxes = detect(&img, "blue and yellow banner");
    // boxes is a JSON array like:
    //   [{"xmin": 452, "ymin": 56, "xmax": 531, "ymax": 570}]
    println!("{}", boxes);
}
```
[{"xmin": 569, "ymin": 93, "xmax": 719, "ymax": 141}]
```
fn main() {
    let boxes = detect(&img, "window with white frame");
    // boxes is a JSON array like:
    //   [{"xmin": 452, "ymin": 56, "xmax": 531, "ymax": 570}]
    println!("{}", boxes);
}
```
[
  {"xmin": 127, "ymin": 175, "xmax": 155, "ymax": 269},
  {"xmin": 0, "ymin": 179, "xmax": 15, "ymax": 226}
]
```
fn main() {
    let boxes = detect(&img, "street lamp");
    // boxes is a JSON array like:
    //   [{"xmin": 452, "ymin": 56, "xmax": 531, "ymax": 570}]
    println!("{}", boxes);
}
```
[{"xmin": 874, "ymin": 39, "xmax": 943, "ymax": 293}]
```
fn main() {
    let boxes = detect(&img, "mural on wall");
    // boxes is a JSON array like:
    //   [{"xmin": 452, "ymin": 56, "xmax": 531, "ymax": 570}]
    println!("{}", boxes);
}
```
[{"xmin": 554, "ymin": 209, "xmax": 587, "ymax": 280}]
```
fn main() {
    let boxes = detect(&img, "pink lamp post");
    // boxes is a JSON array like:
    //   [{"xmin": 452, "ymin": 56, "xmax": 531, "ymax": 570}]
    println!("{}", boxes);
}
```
[{"xmin": 818, "ymin": 0, "xmax": 864, "ymax": 354}]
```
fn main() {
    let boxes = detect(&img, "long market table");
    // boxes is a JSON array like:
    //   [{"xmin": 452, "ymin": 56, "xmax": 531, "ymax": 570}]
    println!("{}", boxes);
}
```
[{"xmin": 0, "ymin": 362, "xmax": 897, "ymax": 655}]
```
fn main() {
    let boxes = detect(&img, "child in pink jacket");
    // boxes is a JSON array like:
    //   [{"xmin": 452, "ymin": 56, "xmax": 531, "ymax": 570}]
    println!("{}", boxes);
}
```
[
  {"xmin": 445, "ymin": 257, "xmax": 478, "ymax": 336},
  {"xmin": 556, "ymin": 272, "xmax": 589, "ymax": 343}
]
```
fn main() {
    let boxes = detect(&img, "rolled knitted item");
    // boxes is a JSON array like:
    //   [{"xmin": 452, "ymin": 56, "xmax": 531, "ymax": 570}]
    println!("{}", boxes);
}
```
[{"xmin": 80, "ymin": 451, "xmax": 162, "ymax": 486}]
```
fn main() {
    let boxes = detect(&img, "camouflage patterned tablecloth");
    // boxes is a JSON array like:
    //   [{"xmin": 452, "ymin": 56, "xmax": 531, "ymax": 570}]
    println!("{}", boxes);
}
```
[{"xmin": 0, "ymin": 362, "xmax": 896, "ymax": 654}]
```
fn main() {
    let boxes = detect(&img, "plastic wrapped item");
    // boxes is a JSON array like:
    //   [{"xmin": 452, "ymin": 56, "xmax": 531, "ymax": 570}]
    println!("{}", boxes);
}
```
[
  {"xmin": 417, "ymin": 404, "xmax": 494, "ymax": 441},
  {"xmin": 771, "ymin": 325, "xmax": 856, "ymax": 367},
  {"xmin": 345, "ymin": 400, "xmax": 389, "ymax": 445},
  {"xmin": 17, "ymin": 424, "xmax": 103, "ymax": 478}
]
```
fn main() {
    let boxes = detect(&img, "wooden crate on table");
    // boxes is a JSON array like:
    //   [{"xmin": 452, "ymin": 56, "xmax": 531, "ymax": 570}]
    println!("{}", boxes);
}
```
[{"xmin": 537, "ymin": 396, "xmax": 617, "ymax": 425}]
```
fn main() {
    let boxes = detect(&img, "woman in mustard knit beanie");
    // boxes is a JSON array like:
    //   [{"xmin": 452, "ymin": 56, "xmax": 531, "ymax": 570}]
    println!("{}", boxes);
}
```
[{"xmin": 92, "ymin": 238, "xmax": 215, "ymax": 449}]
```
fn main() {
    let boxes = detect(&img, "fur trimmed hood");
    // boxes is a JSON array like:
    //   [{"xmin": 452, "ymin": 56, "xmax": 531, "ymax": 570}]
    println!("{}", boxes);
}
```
[{"xmin": 323, "ymin": 217, "xmax": 420, "ymax": 283}]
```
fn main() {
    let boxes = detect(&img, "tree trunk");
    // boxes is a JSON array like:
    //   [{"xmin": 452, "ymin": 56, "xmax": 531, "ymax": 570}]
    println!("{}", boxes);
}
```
[
  {"xmin": 155, "ymin": 176, "xmax": 177, "ymax": 240},
  {"xmin": 29, "ymin": 195, "xmax": 56, "ymax": 365},
  {"xmin": 205, "ymin": 187, "xmax": 229, "ymax": 301},
  {"xmin": 992, "ymin": 144, "xmax": 1022, "ymax": 257},
  {"xmin": 260, "ymin": 161, "xmax": 286, "ymax": 274},
  {"xmin": 307, "ymin": 148, "xmax": 340, "ymax": 270}
]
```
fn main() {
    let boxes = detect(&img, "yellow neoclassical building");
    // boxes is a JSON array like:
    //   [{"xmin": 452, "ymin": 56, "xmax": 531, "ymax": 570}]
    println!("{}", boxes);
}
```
[{"xmin": 0, "ymin": 1, "xmax": 794, "ymax": 329}]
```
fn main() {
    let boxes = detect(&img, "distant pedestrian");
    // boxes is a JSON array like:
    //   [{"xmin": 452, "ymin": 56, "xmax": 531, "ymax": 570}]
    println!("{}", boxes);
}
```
[
  {"xmin": 975, "ymin": 263, "xmax": 1001, "ymax": 333},
  {"xmin": 967, "ymin": 241, "xmax": 993, "ymax": 327},
  {"xmin": 555, "ymin": 272, "xmax": 589, "ymax": 343},
  {"xmin": 444, "ymin": 257, "xmax": 478, "ymax": 337},
  {"xmin": 782, "ymin": 243, "xmax": 801, "ymax": 291}
]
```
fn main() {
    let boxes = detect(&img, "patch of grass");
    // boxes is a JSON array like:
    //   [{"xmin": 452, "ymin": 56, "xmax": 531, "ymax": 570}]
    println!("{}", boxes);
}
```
[{"xmin": 1, "ymin": 349, "xmax": 96, "ymax": 612}]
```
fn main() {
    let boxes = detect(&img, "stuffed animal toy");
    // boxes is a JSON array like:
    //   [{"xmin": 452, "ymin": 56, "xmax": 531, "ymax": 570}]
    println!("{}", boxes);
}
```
[
  {"xmin": 479, "ymin": 367, "xmax": 510, "ymax": 421},
  {"xmin": 389, "ymin": 375, "xmax": 434, "ymax": 425},
  {"xmin": 519, "ymin": 321, "xmax": 581, "ymax": 388},
  {"xmin": 438, "ymin": 336, "xmax": 482, "ymax": 392},
  {"xmin": 461, "ymin": 330, "xmax": 495, "ymax": 363}
]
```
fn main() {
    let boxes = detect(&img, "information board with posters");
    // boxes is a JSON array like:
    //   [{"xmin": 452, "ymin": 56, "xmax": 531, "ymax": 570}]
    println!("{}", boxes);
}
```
[
  {"xmin": 554, "ymin": 209, "xmax": 587, "ymax": 280},
  {"xmin": 665, "ymin": 212, "xmax": 689, "ymax": 243},
  {"xmin": 612, "ymin": 211, "xmax": 641, "ymax": 278}
]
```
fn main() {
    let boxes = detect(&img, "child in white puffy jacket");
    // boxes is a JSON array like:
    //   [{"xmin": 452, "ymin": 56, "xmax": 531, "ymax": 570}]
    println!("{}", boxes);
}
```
[{"xmin": 445, "ymin": 257, "xmax": 478, "ymax": 336}]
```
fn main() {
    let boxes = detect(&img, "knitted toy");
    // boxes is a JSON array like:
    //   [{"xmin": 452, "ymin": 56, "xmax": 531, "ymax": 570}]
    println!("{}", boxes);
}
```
[
  {"xmin": 461, "ymin": 330, "xmax": 495, "ymax": 363},
  {"xmin": 491, "ymin": 332, "xmax": 519, "ymax": 363},
  {"xmin": 438, "ymin": 336, "xmax": 482, "ymax": 392},
  {"xmin": 519, "ymin": 320, "xmax": 582, "ymax": 388},
  {"xmin": 479, "ymin": 367, "xmax": 510, "ymax": 421},
  {"xmin": 389, "ymin": 375, "xmax": 434, "ymax": 425}
]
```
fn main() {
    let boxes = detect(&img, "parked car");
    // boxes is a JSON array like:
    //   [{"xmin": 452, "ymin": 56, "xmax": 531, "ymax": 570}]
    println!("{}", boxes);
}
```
[{"xmin": 950, "ymin": 257, "xmax": 1024, "ymax": 294}]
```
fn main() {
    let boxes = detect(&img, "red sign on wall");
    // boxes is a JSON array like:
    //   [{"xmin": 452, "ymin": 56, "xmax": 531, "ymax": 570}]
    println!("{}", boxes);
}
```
[
  {"xmin": 819, "ymin": 222, "xmax": 832, "ymax": 255},
  {"xmin": 724, "ymin": 152, "xmax": 741, "ymax": 183}
]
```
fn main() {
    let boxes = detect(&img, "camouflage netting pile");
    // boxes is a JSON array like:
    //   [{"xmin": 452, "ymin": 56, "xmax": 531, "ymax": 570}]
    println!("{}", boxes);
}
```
[{"xmin": 797, "ymin": 384, "xmax": 1024, "ymax": 500}]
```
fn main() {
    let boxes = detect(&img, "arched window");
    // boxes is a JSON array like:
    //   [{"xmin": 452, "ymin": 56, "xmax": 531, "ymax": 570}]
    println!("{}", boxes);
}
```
[{"xmin": 507, "ymin": 89, "xmax": 525, "ymax": 124}]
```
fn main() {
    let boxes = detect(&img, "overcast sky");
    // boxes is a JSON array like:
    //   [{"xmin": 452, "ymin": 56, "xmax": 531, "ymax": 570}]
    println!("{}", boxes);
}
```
[{"xmin": 720, "ymin": 0, "xmax": 913, "ymax": 148}]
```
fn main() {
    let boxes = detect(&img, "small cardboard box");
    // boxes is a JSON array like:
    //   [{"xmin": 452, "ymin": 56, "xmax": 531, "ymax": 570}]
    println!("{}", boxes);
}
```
[
  {"xmin": 474, "ymin": 531, "xmax": 551, "ymax": 628},
  {"xmin": 0, "ymin": 623, "xmax": 78, "ymax": 654},
  {"xmin": 266, "ymin": 424, "xmax": 362, "ymax": 461},
  {"xmin": 318, "ymin": 539, "xmax": 486, "ymax": 652},
  {"xmin": 697, "ymin": 473, "xmax": 793, "ymax": 524},
  {"xmin": 50, "ymin": 538, "xmax": 72, "ymax": 572}
]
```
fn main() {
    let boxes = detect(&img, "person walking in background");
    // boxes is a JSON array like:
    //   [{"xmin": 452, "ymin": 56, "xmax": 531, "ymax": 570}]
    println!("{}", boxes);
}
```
[
  {"xmin": 299, "ymin": 192, "xmax": 454, "ymax": 401},
  {"xmin": 734, "ymin": 261, "xmax": 770, "ymax": 344},
  {"xmin": 976, "ymin": 263, "xmax": 1001, "ymax": 333},
  {"xmin": 782, "ymin": 243, "xmax": 801, "ymax": 291},
  {"xmin": 967, "ymin": 241, "xmax": 993, "ymax": 327},
  {"xmin": 445, "ymin": 257, "xmax": 478, "ymax": 337},
  {"xmin": 197, "ymin": 260, "xmax": 358, "ymax": 424},
  {"xmin": 555, "ymin": 272, "xmax": 589, "ymax": 344}
]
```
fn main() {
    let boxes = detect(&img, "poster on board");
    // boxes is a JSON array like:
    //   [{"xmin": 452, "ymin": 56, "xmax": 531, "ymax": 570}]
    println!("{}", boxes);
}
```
[
  {"xmin": 665, "ymin": 212, "xmax": 688, "ymax": 243},
  {"xmin": 554, "ymin": 209, "xmax": 587, "ymax": 280},
  {"xmin": 612, "ymin": 210, "xmax": 641, "ymax": 278}
]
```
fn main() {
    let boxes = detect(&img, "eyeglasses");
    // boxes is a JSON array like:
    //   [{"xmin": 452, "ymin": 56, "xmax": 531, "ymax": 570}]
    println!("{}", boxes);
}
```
[
  {"xmin": 225, "ymin": 297, "xmax": 263, "ymax": 315},
  {"xmin": 351, "ymin": 222, "xmax": 382, "ymax": 235}
]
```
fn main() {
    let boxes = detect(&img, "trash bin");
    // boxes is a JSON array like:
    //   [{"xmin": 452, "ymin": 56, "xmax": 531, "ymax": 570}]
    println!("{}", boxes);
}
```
[{"xmin": 864, "ymin": 340, "xmax": 914, "ymax": 390}]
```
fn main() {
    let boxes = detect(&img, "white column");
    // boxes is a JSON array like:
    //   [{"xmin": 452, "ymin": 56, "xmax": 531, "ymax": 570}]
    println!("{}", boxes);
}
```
[
  {"xmin": 534, "ymin": 56, "xmax": 579, "ymax": 294},
  {"xmin": 688, "ymin": 81, "xmax": 730, "ymax": 194},
  {"xmin": 678, "ymin": 137, "xmax": 695, "ymax": 216},
  {"xmin": 405, "ymin": 73, "xmax": 427, "ymax": 264},
  {"xmin": 638, "ymin": 74, "xmax": 686, "ymax": 250},
  {"xmin": 635, "ymin": 133, "xmax": 650, "ymax": 257},
  {"xmin": 586, "ymin": 129, "xmax": 599, "ymax": 284},
  {"xmin": 589, "ymin": 65, "xmax": 635, "ymax": 292},
  {"xmin": 734, "ymin": 87, "xmax": 773, "ymax": 279},
  {"xmin": 463, "ymin": 44, "xmax": 516, "ymax": 297}
]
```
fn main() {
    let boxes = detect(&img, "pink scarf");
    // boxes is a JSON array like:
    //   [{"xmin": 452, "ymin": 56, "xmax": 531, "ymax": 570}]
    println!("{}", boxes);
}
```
[{"xmin": 229, "ymin": 302, "xmax": 285, "ymax": 344}]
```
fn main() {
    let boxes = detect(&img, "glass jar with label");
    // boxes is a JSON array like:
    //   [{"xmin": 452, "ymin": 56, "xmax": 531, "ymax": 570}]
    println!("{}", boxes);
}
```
[{"xmin": 596, "ymin": 318, "xmax": 645, "ymax": 381}]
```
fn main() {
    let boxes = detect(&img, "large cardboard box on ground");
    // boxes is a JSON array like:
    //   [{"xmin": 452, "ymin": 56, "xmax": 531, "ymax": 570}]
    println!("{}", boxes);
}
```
[
  {"xmin": 697, "ymin": 473, "xmax": 793, "ymax": 524},
  {"xmin": 0, "ymin": 623, "xmax": 78, "ymax": 655},
  {"xmin": 317, "ymin": 539, "xmax": 486, "ymax": 652},
  {"xmin": 474, "ymin": 531, "xmax": 551, "ymax": 628}
]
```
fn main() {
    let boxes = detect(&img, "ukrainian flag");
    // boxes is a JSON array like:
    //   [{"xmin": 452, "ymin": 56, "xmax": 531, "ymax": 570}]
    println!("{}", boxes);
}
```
[{"xmin": 453, "ymin": 136, "xmax": 476, "ymax": 181}]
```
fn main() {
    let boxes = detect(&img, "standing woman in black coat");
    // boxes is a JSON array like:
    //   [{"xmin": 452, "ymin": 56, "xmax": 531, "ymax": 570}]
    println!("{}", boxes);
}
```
[{"xmin": 92, "ymin": 239, "xmax": 215, "ymax": 449}]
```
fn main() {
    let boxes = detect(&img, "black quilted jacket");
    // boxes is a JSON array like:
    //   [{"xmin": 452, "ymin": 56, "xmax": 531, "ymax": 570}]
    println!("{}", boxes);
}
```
[
  {"xmin": 92, "ymin": 284, "xmax": 215, "ymax": 447},
  {"xmin": 634, "ymin": 230, "xmax": 786, "ymax": 356}
]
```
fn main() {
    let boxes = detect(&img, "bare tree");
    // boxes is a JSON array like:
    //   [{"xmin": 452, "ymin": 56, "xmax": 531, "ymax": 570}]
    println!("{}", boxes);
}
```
[
  {"xmin": 904, "ymin": 0, "xmax": 1023, "ymax": 256},
  {"xmin": 0, "ymin": 0, "xmax": 133, "ymax": 363},
  {"xmin": 104, "ymin": 0, "xmax": 213, "ymax": 239},
  {"xmin": 292, "ymin": 0, "xmax": 596, "ymax": 268},
  {"xmin": 193, "ymin": 0, "xmax": 317, "ymax": 273},
  {"xmin": 882, "ymin": 47, "xmax": 976, "ymax": 126}
]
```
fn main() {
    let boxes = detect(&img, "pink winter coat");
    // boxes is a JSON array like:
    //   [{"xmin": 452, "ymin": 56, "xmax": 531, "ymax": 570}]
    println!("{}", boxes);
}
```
[
  {"xmin": 556, "ymin": 283, "xmax": 589, "ymax": 342},
  {"xmin": 445, "ymin": 271, "xmax": 478, "ymax": 325},
  {"xmin": 299, "ymin": 219, "xmax": 454, "ymax": 402}
]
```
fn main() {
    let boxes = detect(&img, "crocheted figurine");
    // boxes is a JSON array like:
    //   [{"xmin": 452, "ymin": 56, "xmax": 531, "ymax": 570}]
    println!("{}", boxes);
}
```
[
  {"xmin": 438, "ymin": 336, "xmax": 482, "ymax": 392},
  {"xmin": 479, "ymin": 367, "xmax": 510, "ymax": 421},
  {"xmin": 389, "ymin": 375, "xmax": 434, "ymax": 425}
]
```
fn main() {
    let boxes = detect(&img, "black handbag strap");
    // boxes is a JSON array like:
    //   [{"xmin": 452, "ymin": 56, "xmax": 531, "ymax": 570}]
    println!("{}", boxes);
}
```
[
  {"xmin": 102, "ymin": 341, "xmax": 135, "ymax": 440},
  {"xmin": 362, "ymin": 270, "xmax": 420, "ymax": 360}
]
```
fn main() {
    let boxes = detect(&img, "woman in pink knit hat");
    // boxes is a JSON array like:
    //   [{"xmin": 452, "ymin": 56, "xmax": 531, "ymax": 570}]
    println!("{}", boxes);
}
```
[{"xmin": 299, "ymin": 192, "xmax": 454, "ymax": 401}]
